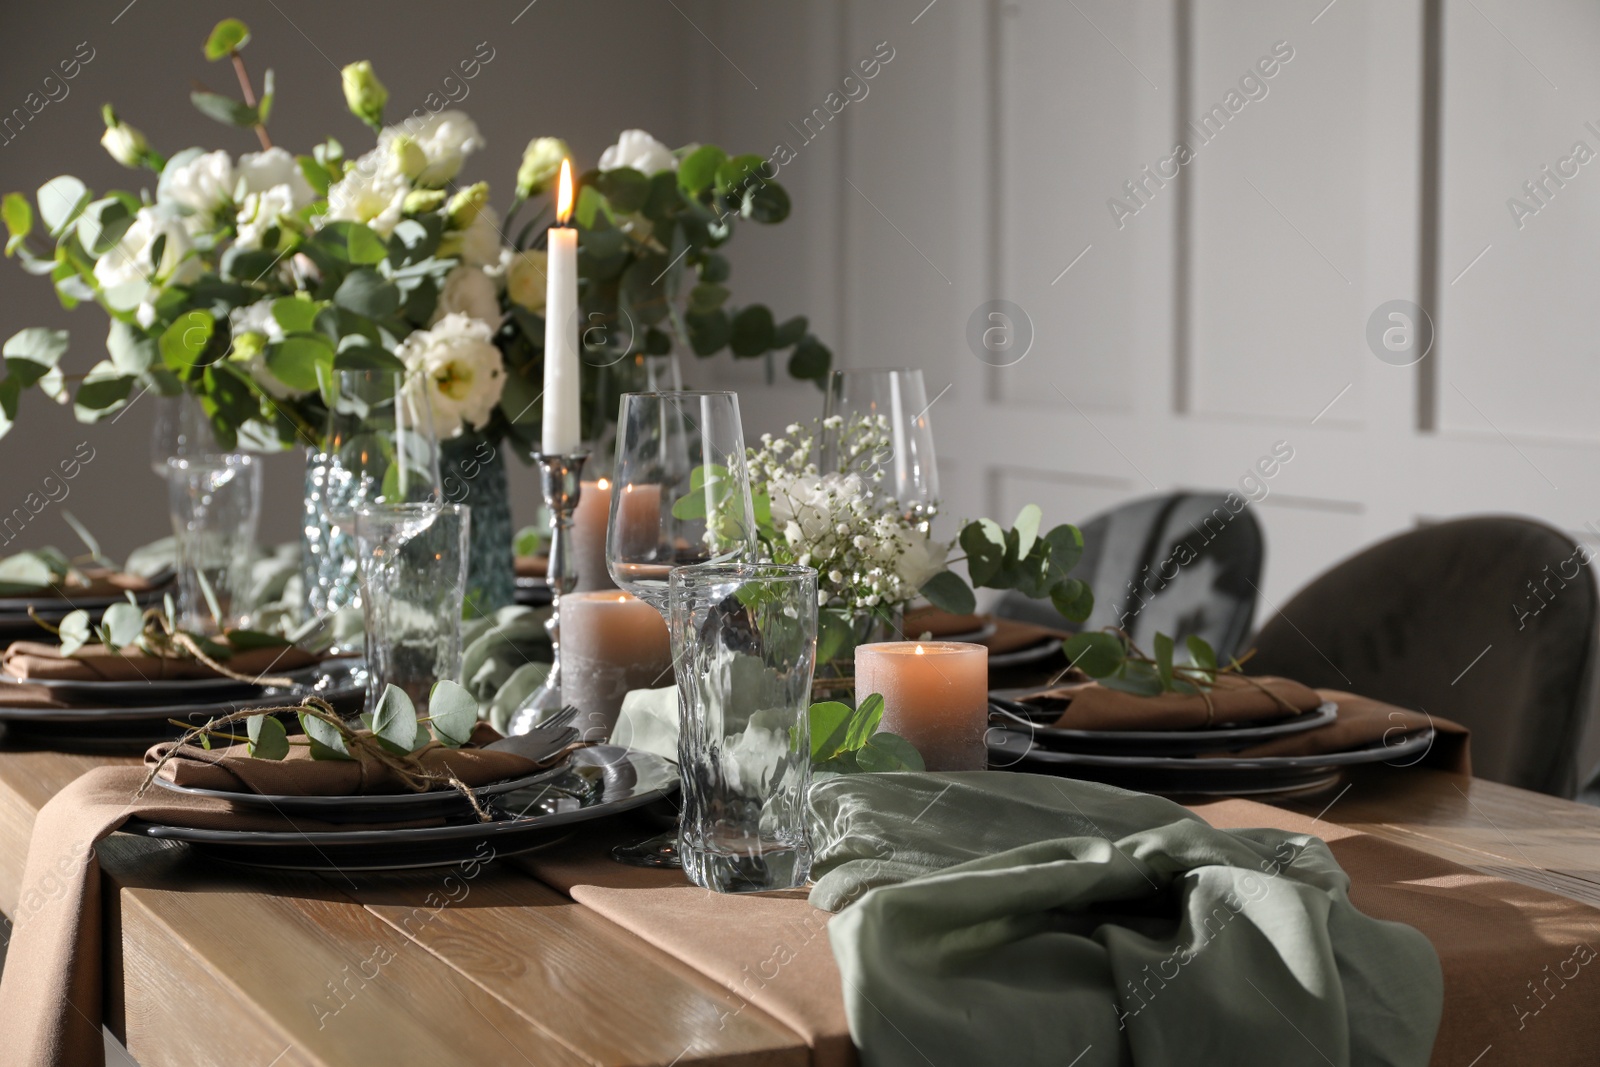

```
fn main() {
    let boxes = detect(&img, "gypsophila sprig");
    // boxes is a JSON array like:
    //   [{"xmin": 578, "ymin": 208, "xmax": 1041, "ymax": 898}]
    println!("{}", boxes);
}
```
[{"xmin": 749, "ymin": 414, "xmax": 946, "ymax": 616}]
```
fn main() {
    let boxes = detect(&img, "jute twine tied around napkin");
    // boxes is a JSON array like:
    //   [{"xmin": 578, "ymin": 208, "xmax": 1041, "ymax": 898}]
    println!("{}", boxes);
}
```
[{"xmin": 0, "ymin": 722, "xmax": 565, "ymax": 1067}]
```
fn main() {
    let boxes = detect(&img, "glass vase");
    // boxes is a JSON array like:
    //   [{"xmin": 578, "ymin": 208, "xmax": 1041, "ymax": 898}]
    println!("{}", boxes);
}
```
[
  {"xmin": 441, "ymin": 434, "xmax": 514, "ymax": 614},
  {"xmin": 811, "ymin": 604, "xmax": 904, "ymax": 702},
  {"xmin": 300, "ymin": 371, "xmax": 443, "ymax": 629}
]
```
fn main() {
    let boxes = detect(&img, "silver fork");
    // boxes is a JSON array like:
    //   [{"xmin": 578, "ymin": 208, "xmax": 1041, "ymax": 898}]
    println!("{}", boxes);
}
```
[{"xmin": 535, "ymin": 705, "xmax": 579, "ymax": 732}]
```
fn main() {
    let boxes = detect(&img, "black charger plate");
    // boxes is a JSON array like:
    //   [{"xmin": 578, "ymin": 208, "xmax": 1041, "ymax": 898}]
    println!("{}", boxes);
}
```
[
  {"xmin": 987, "ymin": 727, "xmax": 1435, "ymax": 797},
  {"xmin": 123, "ymin": 745, "xmax": 677, "ymax": 871},
  {"xmin": 988, "ymin": 696, "xmax": 1339, "ymax": 756}
]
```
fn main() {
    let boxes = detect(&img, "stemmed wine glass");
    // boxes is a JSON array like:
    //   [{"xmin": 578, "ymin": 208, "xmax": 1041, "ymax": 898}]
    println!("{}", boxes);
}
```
[
  {"xmin": 606, "ymin": 391, "xmax": 759, "ymax": 611},
  {"xmin": 820, "ymin": 368, "xmax": 940, "ymax": 521},
  {"xmin": 604, "ymin": 391, "xmax": 760, "ymax": 867}
]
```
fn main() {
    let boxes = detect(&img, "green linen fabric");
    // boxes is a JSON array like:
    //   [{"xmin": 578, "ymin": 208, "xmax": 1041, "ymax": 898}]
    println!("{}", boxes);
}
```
[{"xmin": 809, "ymin": 772, "xmax": 1442, "ymax": 1067}]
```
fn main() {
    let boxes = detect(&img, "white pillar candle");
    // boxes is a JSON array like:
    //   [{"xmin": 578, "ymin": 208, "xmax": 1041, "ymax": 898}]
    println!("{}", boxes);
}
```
[
  {"xmin": 572, "ymin": 478, "xmax": 618, "ymax": 592},
  {"xmin": 541, "ymin": 159, "xmax": 581, "ymax": 455},
  {"xmin": 561, "ymin": 591, "xmax": 674, "ymax": 740},
  {"xmin": 854, "ymin": 641, "xmax": 988, "ymax": 771}
]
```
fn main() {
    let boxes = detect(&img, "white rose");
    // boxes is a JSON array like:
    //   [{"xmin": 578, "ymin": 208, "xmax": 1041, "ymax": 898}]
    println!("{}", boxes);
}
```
[
  {"xmin": 598, "ymin": 129, "xmax": 676, "ymax": 174},
  {"xmin": 323, "ymin": 150, "xmax": 409, "ymax": 236},
  {"xmin": 93, "ymin": 207, "xmax": 201, "ymax": 299},
  {"xmin": 397, "ymin": 312, "xmax": 506, "ymax": 438},
  {"xmin": 234, "ymin": 185, "xmax": 299, "ymax": 251},
  {"xmin": 235, "ymin": 147, "xmax": 315, "ymax": 209},
  {"xmin": 378, "ymin": 110, "xmax": 484, "ymax": 186},
  {"xmin": 158, "ymin": 149, "xmax": 235, "ymax": 224},
  {"xmin": 430, "ymin": 266, "xmax": 501, "ymax": 328}
]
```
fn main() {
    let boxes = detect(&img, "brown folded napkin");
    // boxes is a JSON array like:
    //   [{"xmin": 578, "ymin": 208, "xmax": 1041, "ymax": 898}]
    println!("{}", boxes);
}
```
[
  {"xmin": 514, "ymin": 554, "xmax": 548, "ymax": 579},
  {"xmin": 3, "ymin": 640, "xmax": 320, "ymax": 683},
  {"xmin": 1019, "ymin": 673, "xmax": 1322, "ymax": 731},
  {"xmin": 901, "ymin": 607, "xmax": 1067, "ymax": 656},
  {"xmin": 1210, "ymin": 689, "xmax": 1472, "ymax": 773},
  {"xmin": 0, "ymin": 722, "xmax": 553, "ymax": 1067},
  {"xmin": 149, "ymin": 720, "xmax": 548, "ymax": 796},
  {"xmin": 6, "ymin": 568, "xmax": 159, "ymax": 600}
]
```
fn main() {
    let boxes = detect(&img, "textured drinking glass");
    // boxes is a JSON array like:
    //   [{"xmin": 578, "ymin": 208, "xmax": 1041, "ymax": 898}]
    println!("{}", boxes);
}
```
[
  {"xmin": 607, "ymin": 391, "xmax": 758, "ymax": 614},
  {"xmin": 304, "ymin": 370, "xmax": 443, "ymax": 621},
  {"xmin": 671, "ymin": 563, "xmax": 818, "ymax": 893},
  {"xmin": 821, "ymin": 368, "xmax": 940, "ymax": 519},
  {"xmin": 166, "ymin": 454, "xmax": 263, "ymax": 633},
  {"xmin": 354, "ymin": 503, "xmax": 469, "ymax": 716},
  {"xmin": 149, "ymin": 393, "xmax": 220, "ymax": 478}
]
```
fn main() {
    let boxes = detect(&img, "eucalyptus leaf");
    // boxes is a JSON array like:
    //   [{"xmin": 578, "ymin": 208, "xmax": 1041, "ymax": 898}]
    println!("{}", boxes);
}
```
[
  {"xmin": 57, "ymin": 609, "xmax": 91, "ymax": 657},
  {"xmin": 856, "ymin": 731, "xmax": 925, "ymax": 773},
  {"xmin": 1153, "ymin": 632, "xmax": 1174, "ymax": 690},
  {"xmin": 920, "ymin": 570, "xmax": 976, "ymax": 615},
  {"xmin": 37, "ymin": 176, "xmax": 89, "ymax": 237},
  {"xmin": 299, "ymin": 710, "xmax": 353, "ymax": 760},
  {"xmin": 678, "ymin": 145, "xmax": 727, "ymax": 195},
  {"xmin": 2, "ymin": 192, "xmax": 32, "ymax": 255},
  {"xmin": 1014, "ymin": 504, "xmax": 1042, "ymax": 560},
  {"xmin": 843, "ymin": 693, "xmax": 885, "ymax": 750},
  {"xmin": 373, "ymin": 683, "xmax": 420, "ymax": 755},
  {"xmin": 729, "ymin": 304, "xmax": 774, "ymax": 357},
  {"xmin": 428, "ymin": 678, "xmax": 478, "ymax": 747},
  {"xmin": 809, "ymin": 700, "xmax": 855, "ymax": 762},
  {"xmin": 3, "ymin": 327, "xmax": 68, "ymax": 386},
  {"xmin": 105, "ymin": 320, "xmax": 155, "ymax": 375},
  {"xmin": 190, "ymin": 91, "xmax": 259, "ymax": 129},
  {"xmin": 246, "ymin": 713, "xmax": 290, "ymax": 760},
  {"xmin": 1063, "ymin": 631, "xmax": 1125, "ymax": 677},
  {"xmin": 100, "ymin": 601, "xmax": 142, "ymax": 650}
]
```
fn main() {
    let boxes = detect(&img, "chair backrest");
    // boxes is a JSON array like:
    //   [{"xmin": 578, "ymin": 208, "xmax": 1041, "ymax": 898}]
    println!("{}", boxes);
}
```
[
  {"xmin": 1247, "ymin": 516, "xmax": 1600, "ymax": 797},
  {"xmin": 995, "ymin": 491, "xmax": 1264, "ymax": 658}
]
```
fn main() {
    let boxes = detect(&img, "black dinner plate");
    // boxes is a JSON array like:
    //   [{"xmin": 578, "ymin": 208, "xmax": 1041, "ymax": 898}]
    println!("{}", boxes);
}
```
[
  {"xmin": 987, "ymin": 727, "xmax": 1435, "ymax": 797},
  {"xmin": 988, "ymin": 696, "xmax": 1339, "ymax": 756},
  {"xmin": 123, "ymin": 745, "xmax": 678, "ymax": 871}
]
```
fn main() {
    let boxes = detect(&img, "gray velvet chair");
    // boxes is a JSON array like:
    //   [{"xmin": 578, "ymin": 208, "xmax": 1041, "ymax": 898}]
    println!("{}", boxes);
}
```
[
  {"xmin": 995, "ymin": 491, "xmax": 1264, "ymax": 659},
  {"xmin": 1247, "ymin": 517, "xmax": 1600, "ymax": 798}
]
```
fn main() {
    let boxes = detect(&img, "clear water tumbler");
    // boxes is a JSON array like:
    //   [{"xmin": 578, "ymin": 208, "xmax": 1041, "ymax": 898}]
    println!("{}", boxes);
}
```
[{"xmin": 670, "ymin": 563, "xmax": 817, "ymax": 893}]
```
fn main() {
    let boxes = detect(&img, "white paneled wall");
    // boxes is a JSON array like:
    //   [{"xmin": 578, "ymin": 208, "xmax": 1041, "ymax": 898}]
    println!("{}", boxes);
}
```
[{"xmin": 695, "ymin": 0, "xmax": 1600, "ymax": 624}]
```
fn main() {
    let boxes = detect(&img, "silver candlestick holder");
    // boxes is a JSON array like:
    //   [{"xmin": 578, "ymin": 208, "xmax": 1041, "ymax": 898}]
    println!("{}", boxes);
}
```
[{"xmin": 509, "ymin": 451, "xmax": 588, "ymax": 734}]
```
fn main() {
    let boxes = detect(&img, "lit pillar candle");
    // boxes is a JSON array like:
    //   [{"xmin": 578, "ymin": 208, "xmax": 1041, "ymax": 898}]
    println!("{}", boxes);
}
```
[
  {"xmin": 572, "ymin": 477, "xmax": 617, "ymax": 592},
  {"xmin": 608, "ymin": 482, "xmax": 663, "ymax": 561},
  {"xmin": 855, "ymin": 641, "xmax": 988, "ymax": 771},
  {"xmin": 541, "ymin": 158, "xmax": 581, "ymax": 455},
  {"xmin": 561, "ymin": 591, "xmax": 674, "ymax": 740}
]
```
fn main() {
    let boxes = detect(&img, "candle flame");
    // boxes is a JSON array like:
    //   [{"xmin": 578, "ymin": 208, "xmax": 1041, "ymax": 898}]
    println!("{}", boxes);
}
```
[
  {"xmin": 915, "ymin": 644, "xmax": 925, "ymax": 655},
  {"xmin": 556, "ymin": 158, "xmax": 574, "ymax": 224},
  {"xmin": 597, "ymin": 477, "xmax": 610, "ymax": 490}
]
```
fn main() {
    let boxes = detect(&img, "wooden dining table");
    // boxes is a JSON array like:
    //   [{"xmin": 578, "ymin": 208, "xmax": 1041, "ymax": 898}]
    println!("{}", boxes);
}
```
[{"xmin": 0, "ymin": 746, "xmax": 1595, "ymax": 1066}]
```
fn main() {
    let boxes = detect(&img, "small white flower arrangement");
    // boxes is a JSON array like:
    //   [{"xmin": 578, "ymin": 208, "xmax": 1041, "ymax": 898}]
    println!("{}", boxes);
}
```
[{"xmin": 749, "ymin": 414, "xmax": 946, "ymax": 619}]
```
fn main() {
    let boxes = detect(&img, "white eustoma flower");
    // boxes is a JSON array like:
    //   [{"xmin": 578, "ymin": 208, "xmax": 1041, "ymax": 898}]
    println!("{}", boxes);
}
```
[
  {"xmin": 397, "ymin": 312, "xmax": 506, "ymax": 438},
  {"xmin": 378, "ymin": 110, "xmax": 484, "ymax": 186},
  {"xmin": 893, "ymin": 528, "xmax": 948, "ymax": 592},
  {"xmin": 158, "ymin": 149, "xmax": 235, "ymax": 223},
  {"xmin": 235, "ymin": 147, "xmax": 315, "ymax": 209},
  {"xmin": 503, "ymin": 250, "xmax": 547, "ymax": 312},
  {"xmin": 323, "ymin": 149, "xmax": 409, "ymax": 236},
  {"xmin": 430, "ymin": 266, "xmax": 501, "ymax": 328},
  {"xmin": 457, "ymin": 204, "xmax": 502, "ymax": 268},
  {"xmin": 598, "ymin": 129, "xmax": 676, "ymax": 174},
  {"xmin": 93, "ymin": 206, "xmax": 201, "ymax": 297},
  {"xmin": 234, "ymin": 185, "xmax": 299, "ymax": 251}
]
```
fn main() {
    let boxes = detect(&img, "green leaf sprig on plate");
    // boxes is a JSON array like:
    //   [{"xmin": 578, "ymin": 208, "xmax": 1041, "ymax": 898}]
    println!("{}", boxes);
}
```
[
  {"xmin": 1061, "ymin": 629, "xmax": 1297, "ymax": 717},
  {"xmin": 144, "ymin": 680, "xmax": 504, "ymax": 819}
]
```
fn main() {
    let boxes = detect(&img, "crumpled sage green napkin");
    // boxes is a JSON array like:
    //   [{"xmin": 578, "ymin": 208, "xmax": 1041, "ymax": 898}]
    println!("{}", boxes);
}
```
[{"xmin": 808, "ymin": 772, "xmax": 1441, "ymax": 1067}]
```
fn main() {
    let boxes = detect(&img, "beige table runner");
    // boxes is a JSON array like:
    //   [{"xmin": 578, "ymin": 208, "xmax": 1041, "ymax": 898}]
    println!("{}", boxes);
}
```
[{"xmin": 523, "ymin": 790, "xmax": 1600, "ymax": 1067}]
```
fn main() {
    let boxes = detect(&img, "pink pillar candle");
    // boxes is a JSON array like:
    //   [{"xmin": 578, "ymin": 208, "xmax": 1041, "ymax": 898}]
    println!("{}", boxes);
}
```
[
  {"xmin": 561, "ymin": 591, "xmax": 674, "ymax": 741},
  {"xmin": 572, "ymin": 478, "xmax": 618, "ymax": 592},
  {"xmin": 854, "ymin": 641, "xmax": 989, "ymax": 771}
]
